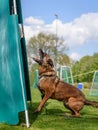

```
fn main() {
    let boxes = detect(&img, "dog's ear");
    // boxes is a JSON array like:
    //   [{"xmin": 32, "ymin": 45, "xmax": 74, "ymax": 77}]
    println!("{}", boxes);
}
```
[
  {"xmin": 47, "ymin": 59, "xmax": 54, "ymax": 67},
  {"xmin": 33, "ymin": 57, "xmax": 42, "ymax": 65}
]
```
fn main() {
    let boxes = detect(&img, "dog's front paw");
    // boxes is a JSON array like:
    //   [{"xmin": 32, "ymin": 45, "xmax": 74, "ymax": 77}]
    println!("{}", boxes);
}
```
[{"xmin": 32, "ymin": 109, "xmax": 39, "ymax": 114}]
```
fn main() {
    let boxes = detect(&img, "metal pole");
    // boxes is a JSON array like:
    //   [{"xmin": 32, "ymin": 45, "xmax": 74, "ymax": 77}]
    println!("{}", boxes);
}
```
[
  {"xmin": 13, "ymin": 0, "xmax": 17, "ymax": 14},
  {"xmin": 54, "ymin": 14, "xmax": 58, "ymax": 71},
  {"xmin": 18, "ymin": 41, "xmax": 30, "ymax": 128}
]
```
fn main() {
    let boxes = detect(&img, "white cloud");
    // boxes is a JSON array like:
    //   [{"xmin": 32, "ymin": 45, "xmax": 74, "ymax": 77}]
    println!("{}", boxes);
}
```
[
  {"xmin": 69, "ymin": 52, "xmax": 81, "ymax": 61},
  {"xmin": 24, "ymin": 25, "xmax": 34, "ymax": 42},
  {"xmin": 25, "ymin": 16, "xmax": 44, "ymax": 25},
  {"xmin": 23, "ymin": 13, "xmax": 98, "ymax": 47}
]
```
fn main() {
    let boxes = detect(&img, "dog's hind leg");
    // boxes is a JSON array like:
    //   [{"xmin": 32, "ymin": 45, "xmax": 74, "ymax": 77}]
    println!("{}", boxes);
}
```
[
  {"xmin": 64, "ymin": 97, "xmax": 84, "ymax": 117},
  {"xmin": 64, "ymin": 102, "xmax": 75, "ymax": 115}
]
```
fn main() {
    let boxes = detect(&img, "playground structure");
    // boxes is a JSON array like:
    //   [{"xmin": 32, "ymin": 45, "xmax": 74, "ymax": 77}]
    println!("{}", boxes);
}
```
[
  {"xmin": 58, "ymin": 66, "xmax": 74, "ymax": 85},
  {"xmin": 0, "ymin": 0, "xmax": 31, "ymax": 127},
  {"xmin": 90, "ymin": 71, "xmax": 98, "ymax": 96}
]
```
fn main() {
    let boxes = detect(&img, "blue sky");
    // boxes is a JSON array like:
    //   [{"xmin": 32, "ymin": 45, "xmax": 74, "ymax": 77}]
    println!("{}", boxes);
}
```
[{"xmin": 21, "ymin": 0, "xmax": 98, "ymax": 60}]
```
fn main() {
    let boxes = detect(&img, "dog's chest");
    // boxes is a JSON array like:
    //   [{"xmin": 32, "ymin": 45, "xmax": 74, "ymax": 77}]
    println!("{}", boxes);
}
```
[
  {"xmin": 38, "ymin": 76, "xmax": 46, "ymax": 87},
  {"xmin": 38, "ymin": 76, "xmax": 52, "ymax": 89}
]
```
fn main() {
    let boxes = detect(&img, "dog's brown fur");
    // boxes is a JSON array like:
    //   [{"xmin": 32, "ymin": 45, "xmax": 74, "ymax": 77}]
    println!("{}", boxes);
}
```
[{"xmin": 33, "ymin": 49, "xmax": 98, "ymax": 117}]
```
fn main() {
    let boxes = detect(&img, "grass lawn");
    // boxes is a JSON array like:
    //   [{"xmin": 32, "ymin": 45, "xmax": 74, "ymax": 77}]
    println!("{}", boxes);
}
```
[{"xmin": 0, "ymin": 88, "xmax": 98, "ymax": 130}]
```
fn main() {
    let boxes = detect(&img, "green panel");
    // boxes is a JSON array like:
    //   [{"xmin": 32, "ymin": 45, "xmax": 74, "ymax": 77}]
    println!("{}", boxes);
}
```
[
  {"xmin": 61, "ymin": 67, "xmax": 74, "ymax": 85},
  {"xmin": 0, "ymin": 0, "xmax": 27, "ymax": 125},
  {"xmin": 90, "ymin": 71, "xmax": 98, "ymax": 96}
]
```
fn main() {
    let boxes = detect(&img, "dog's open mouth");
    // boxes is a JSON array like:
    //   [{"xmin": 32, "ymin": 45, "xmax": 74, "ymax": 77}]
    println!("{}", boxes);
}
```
[
  {"xmin": 39, "ymin": 49, "xmax": 45, "ymax": 61},
  {"xmin": 32, "ymin": 49, "xmax": 44, "ymax": 65}
]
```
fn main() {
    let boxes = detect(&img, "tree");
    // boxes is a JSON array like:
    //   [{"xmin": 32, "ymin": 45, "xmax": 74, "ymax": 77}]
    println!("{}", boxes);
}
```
[
  {"xmin": 58, "ymin": 54, "xmax": 71, "ymax": 66},
  {"xmin": 27, "ymin": 32, "xmax": 69, "ymax": 66},
  {"xmin": 72, "ymin": 53, "xmax": 98, "ymax": 82}
]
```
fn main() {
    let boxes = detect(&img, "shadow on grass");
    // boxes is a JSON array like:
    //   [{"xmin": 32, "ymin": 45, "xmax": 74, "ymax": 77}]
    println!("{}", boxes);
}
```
[
  {"xmin": 19, "ymin": 102, "xmax": 39, "ymax": 126},
  {"xmin": 18, "ymin": 101, "xmax": 98, "ymax": 129},
  {"xmin": 19, "ymin": 102, "xmax": 51, "ymax": 124},
  {"xmin": 19, "ymin": 101, "xmax": 66, "ymax": 125}
]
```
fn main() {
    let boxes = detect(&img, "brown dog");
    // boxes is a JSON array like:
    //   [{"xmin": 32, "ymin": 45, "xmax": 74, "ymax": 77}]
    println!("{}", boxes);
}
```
[{"xmin": 33, "ymin": 49, "xmax": 98, "ymax": 117}]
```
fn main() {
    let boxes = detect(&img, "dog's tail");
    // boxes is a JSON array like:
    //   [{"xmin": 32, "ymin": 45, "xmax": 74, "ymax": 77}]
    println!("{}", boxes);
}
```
[{"xmin": 85, "ymin": 99, "xmax": 98, "ymax": 107}]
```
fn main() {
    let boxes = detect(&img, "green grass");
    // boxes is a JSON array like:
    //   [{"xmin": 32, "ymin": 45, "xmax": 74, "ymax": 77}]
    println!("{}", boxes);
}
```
[{"xmin": 1, "ymin": 88, "xmax": 98, "ymax": 130}]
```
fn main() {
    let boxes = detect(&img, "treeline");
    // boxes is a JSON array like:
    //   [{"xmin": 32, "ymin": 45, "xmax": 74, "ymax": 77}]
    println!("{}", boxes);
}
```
[{"xmin": 72, "ymin": 53, "xmax": 98, "ymax": 83}]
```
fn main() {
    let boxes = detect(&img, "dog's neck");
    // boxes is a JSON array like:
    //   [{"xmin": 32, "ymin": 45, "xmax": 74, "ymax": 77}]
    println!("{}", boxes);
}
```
[
  {"xmin": 38, "ymin": 65, "xmax": 56, "ymax": 79},
  {"xmin": 39, "ymin": 71, "xmax": 56, "ymax": 79}
]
